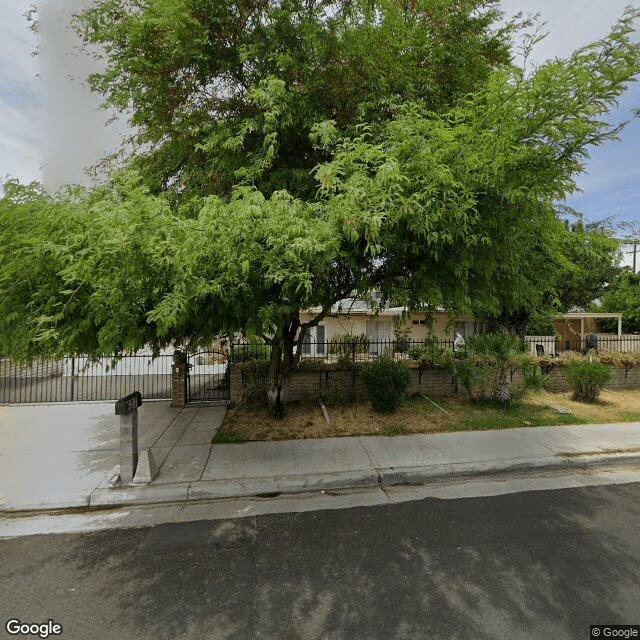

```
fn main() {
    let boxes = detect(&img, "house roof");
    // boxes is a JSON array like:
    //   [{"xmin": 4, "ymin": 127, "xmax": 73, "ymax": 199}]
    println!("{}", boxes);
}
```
[
  {"xmin": 558, "ymin": 312, "xmax": 622, "ymax": 320},
  {"xmin": 304, "ymin": 300, "xmax": 456, "ymax": 318},
  {"xmin": 304, "ymin": 299, "xmax": 623, "ymax": 323}
]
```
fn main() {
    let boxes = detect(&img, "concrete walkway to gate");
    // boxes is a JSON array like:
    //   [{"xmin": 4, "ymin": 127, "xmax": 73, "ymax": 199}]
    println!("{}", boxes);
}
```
[
  {"xmin": 2, "ymin": 400, "xmax": 640, "ymax": 522},
  {"xmin": 0, "ymin": 401, "xmax": 226, "ymax": 511}
]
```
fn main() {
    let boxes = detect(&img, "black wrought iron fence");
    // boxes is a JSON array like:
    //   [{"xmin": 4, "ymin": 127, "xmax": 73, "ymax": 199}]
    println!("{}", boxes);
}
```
[
  {"xmin": 229, "ymin": 339, "xmax": 457, "ymax": 363},
  {"xmin": 187, "ymin": 351, "xmax": 230, "ymax": 401},
  {"xmin": 0, "ymin": 354, "xmax": 173, "ymax": 404},
  {"xmin": 228, "ymin": 334, "xmax": 640, "ymax": 365}
]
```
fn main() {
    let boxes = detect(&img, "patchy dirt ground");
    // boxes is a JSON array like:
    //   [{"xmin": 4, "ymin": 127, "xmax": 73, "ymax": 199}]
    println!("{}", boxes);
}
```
[
  {"xmin": 526, "ymin": 388, "xmax": 640, "ymax": 423},
  {"xmin": 221, "ymin": 398, "xmax": 447, "ymax": 441},
  {"xmin": 217, "ymin": 389, "xmax": 640, "ymax": 442}
]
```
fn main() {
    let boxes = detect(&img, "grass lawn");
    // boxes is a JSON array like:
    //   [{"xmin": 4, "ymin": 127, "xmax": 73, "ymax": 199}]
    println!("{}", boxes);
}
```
[{"xmin": 214, "ymin": 388, "xmax": 640, "ymax": 443}]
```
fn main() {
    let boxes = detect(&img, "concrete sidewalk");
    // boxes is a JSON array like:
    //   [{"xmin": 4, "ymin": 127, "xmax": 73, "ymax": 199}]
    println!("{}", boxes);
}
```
[{"xmin": 2, "ymin": 400, "xmax": 640, "ymax": 515}]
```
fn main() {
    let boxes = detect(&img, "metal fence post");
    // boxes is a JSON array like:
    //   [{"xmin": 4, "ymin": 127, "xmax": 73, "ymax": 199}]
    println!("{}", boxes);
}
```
[{"xmin": 70, "ymin": 357, "xmax": 75, "ymax": 402}]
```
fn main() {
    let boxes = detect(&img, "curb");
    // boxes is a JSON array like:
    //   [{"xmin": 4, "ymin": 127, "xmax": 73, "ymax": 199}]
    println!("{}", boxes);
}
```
[
  {"xmin": 562, "ymin": 452, "xmax": 640, "ymax": 470},
  {"xmin": 3, "ymin": 453, "xmax": 640, "ymax": 516},
  {"xmin": 377, "ymin": 457, "xmax": 572, "ymax": 485}
]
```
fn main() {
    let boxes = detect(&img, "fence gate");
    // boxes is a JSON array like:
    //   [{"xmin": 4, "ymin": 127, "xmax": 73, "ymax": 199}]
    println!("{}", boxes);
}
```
[{"xmin": 187, "ymin": 351, "xmax": 230, "ymax": 402}]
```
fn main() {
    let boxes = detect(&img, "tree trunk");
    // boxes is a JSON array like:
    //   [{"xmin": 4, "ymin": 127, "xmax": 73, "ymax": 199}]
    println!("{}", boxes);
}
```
[
  {"xmin": 487, "ymin": 309, "xmax": 530, "ymax": 340},
  {"xmin": 495, "ymin": 369, "xmax": 510, "ymax": 405},
  {"xmin": 266, "ymin": 315, "xmax": 301, "ymax": 419},
  {"xmin": 267, "ymin": 343, "xmax": 291, "ymax": 419}
]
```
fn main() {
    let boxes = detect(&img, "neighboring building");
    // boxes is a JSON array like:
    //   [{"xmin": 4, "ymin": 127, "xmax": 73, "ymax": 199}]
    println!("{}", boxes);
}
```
[
  {"xmin": 553, "ymin": 311, "xmax": 622, "ymax": 343},
  {"xmin": 300, "ymin": 297, "xmax": 625, "ymax": 357},
  {"xmin": 300, "ymin": 297, "xmax": 482, "ymax": 357}
]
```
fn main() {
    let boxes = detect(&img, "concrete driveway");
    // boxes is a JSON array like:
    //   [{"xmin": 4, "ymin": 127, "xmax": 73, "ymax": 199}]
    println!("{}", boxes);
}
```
[{"xmin": 0, "ymin": 401, "xmax": 197, "ymax": 510}]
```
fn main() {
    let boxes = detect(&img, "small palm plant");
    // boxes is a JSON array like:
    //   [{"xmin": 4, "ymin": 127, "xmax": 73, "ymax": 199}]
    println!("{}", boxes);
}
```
[{"xmin": 455, "ymin": 331, "xmax": 546, "ymax": 405}]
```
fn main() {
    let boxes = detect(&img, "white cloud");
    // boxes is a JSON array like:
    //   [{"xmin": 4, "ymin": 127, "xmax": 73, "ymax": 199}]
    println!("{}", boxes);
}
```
[
  {"xmin": 1, "ymin": 0, "xmax": 639, "ymax": 213},
  {"xmin": 0, "ymin": 0, "xmax": 41, "ymax": 185},
  {"xmin": 500, "ymin": 0, "xmax": 636, "ymax": 65}
]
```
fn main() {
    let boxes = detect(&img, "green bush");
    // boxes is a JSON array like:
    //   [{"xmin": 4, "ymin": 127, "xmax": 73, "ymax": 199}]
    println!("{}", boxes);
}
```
[
  {"xmin": 520, "ymin": 358, "xmax": 550, "ymax": 392},
  {"xmin": 451, "ymin": 356, "xmax": 496, "ymax": 403},
  {"xmin": 565, "ymin": 360, "xmax": 613, "ymax": 403},
  {"xmin": 408, "ymin": 340, "xmax": 455, "ymax": 370},
  {"xmin": 230, "ymin": 340, "xmax": 271, "ymax": 362},
  {"xmin": 453, "ymin": 331, "xmax": 531, "ymax": 406},
  {"xmin": 238, "ymin": 359, "xmax": 270, "ymax": 409},
  {"xmin": 242, "ymin": 358, "xmax": 270, "ymax": 382},
  {"xmin": 392, "ymin": 327, "xmax": 411, "ymax": 354},
  {"xmin": 336, "ymin": 352, "xmax": 359, "ymax": 369},
  {"xmin": 360, "ymin": 355, "xmax": 413, "ymax": 413},
  {"xmin": 297, "ymin": 359, "xmax": 325, "ymax": 371},
  {"xmin": 329, "ymin": 333, "xmax": 369, "ymax": 358}
]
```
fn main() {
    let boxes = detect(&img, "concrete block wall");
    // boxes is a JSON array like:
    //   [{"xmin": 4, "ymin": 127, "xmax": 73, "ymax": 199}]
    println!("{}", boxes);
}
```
[
  {"xmin": 546, "ymin": 365, "xmax": 640, "ymax": 393},
  {"xmin": 289, "ymin": 370, "xmax": 368, "ymax": 402},
  {"xmin": 229, "ymin": 364, "xmax": 457, "ymax": 402},
  {"xmin": 229, "ymin": 363, "xmax": 640, "ymax": 404}
]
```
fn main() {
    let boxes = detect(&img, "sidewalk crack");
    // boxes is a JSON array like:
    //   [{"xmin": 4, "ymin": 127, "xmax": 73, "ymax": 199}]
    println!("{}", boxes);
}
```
[
  {"xmin": 512, "ymin": 428, "xmax": 559, "ymax": 455},
  {"xmin": 356, "ymin": 437, "xmax": 383, "ymax": 487}
]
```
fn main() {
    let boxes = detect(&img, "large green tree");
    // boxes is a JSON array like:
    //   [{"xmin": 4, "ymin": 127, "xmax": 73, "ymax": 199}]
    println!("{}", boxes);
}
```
[
  {"xmin": 76, "ymin": 0, "xmax": 514, "ymax": 201},
  {"xmin": 599, "ymin": 270, "xmax": 640, "ymax": 333},
  {"xmin": 470, "ymin": 211, "xmax": 622, "ymax": 337},
  {"xmin": 2, "ymin": 2, "xmax": 640, "ymax": 418}
]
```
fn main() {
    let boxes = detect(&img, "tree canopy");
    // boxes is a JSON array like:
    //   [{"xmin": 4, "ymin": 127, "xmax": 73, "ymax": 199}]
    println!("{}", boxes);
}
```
[
  {"xmin": 2, "ymin": 1, "xmax": 640, "ymax": 416},
  {"xmin": 76, "ymin": 0, "xmax": 515, "ymax": 200},
  {"xmin": 470, "ymin": 212, "xmax": 622, "ymax": 336},
  {"xmin": 599, "ymin": 270, "xmax": 640, "ymax": 334}
]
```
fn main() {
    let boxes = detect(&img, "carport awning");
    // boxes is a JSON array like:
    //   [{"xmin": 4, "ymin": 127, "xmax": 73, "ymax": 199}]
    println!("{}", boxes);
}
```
[{"xmin": 558, "ymin": 312, "xmax": 622, "ymax": 337}]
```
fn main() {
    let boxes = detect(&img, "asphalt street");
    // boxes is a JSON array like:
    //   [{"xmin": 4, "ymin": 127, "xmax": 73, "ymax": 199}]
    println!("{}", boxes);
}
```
[{"xmin": 2, "ymin": 482, "xmax": 640, "ymax": 640}]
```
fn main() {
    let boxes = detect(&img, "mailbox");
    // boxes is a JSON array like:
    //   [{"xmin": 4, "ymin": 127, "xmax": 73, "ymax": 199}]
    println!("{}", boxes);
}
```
[{"xmin": 115, "ymin": 391, "xmax": 142, "ymax": 416}]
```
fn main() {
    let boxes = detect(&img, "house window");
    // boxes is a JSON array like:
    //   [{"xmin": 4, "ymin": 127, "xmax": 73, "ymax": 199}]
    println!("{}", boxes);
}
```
[
  {"xmin": 302, "ymin": 330, "xmax": 311, "ymax": 355},
  {"xmin": 456, "ymin": 321, "xmax": 480, "ymax": 338},
  {"xmin": 301, "ymin": 325, "xmax": 325, "ymax": 356},
  {"xmin": 367, "ymin": 321, "xmax": 391, "ymax": 355},
  {"xmin": 317, "ymin": 325, "xmax": 325, "ymax": 355}
]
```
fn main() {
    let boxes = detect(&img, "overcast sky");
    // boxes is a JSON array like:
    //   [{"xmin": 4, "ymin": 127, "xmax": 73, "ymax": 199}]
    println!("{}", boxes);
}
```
[{"xmin": 0, "ymin": 0, "xmax": 638, "ymax": 233}]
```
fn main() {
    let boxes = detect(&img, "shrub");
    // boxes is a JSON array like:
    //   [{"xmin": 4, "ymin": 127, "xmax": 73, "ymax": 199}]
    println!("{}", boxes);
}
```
[
  {"xmin": 408, "ymin": 340, "xmax": 455, "ymax": 370},
  {"xmin": 238, "ymin": 386, "xmax": 267, "ymax": 410},
  {"xmin": 321, "ymin": 384, "xmax": 349, "ymax": 407},
  {"xmin": 392, "ymin": 327, "xmax": 411, "ymax": 354},
  {"xmin": 520, "ymin": 358, "xmax": 550, "ymax": 392},
  {"xmin": 239, "ymin": 359, "xmax": 270, "ymax": 409},
  {"xmin": 565, "ymin": 360, "xmax": 613, "ymax": 402},
  {"xmin": 230, "ymin": 340, "xmax": 271, "ymax": 362},
  {"xmin": 451, "ymin": 356, "xmax": 495, "ymax": 403},
  {"xmin": 297, "ymin": 359, "xmax": 325, "ymax": 371},
  {"xmin": 360, "ymin": 355, "xmax": 413, "ymax": 413},
  {"xmin": 329, "ymin": 333, "xmax": 369, "ymax": 359},
  {"xmin": 242, "ymin": 358, "xmax": 270, "ymax": 383},
  {"xmin": 336, "ymin": 352, "xmax": 359, "ymax": 369},
  {"xmin": 453, "ymin": 331, "xmax": 531, "ymax": 406}
]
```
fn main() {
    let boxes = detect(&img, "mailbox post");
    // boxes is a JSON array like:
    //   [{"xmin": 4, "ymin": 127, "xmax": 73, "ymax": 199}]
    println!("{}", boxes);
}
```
[{"xmin": 115, "ymin": 391, "xmax": 142, "ymax": 484}]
